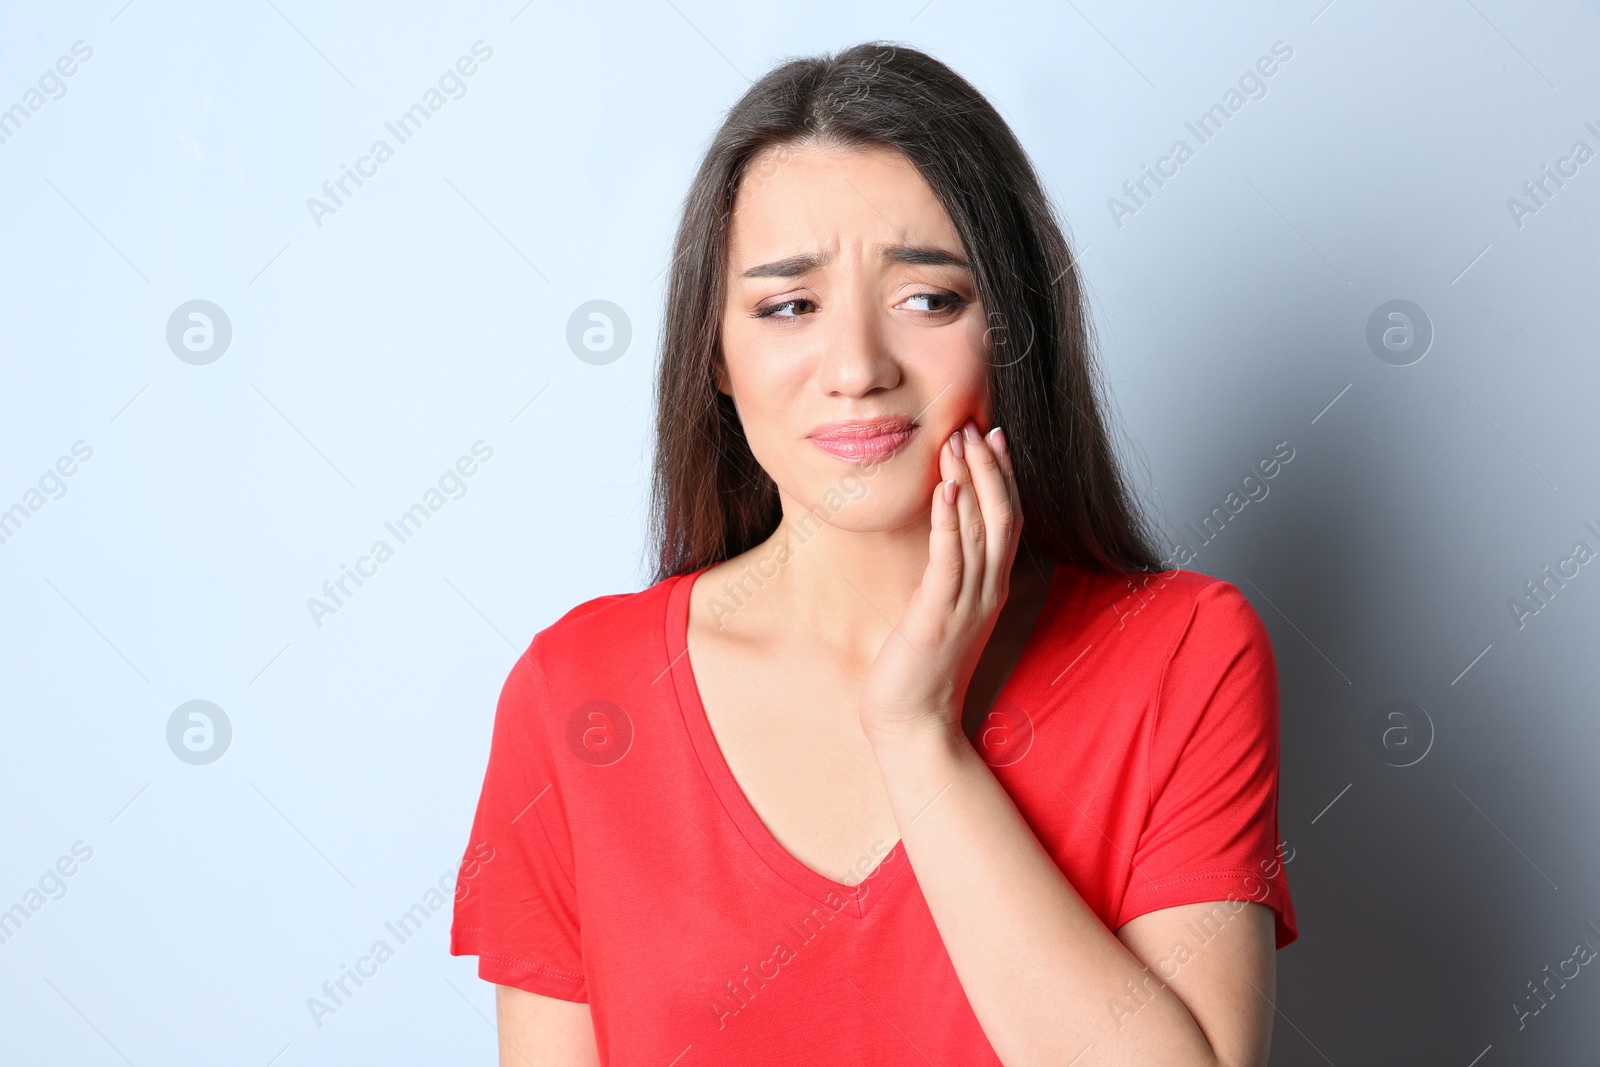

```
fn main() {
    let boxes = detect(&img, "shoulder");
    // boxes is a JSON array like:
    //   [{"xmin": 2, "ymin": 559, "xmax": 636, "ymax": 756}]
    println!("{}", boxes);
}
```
[
  {"xmin": 1123, "ymin": 571, "xmax": 1277, "ymax": 728},
  {"xmin": 1057, "ymin": 568, "xmax": 1281, "ymax": 776},
  {"xmin": 485, "ymin": 572, "xmax": 685, "ymax": 757},
  {"xmin": 1032, "ymin": 565, "xmax": 1273, "ymax": 707},
  {"xmin": 1062, "ymin": 564, "xmax": 1263, "ymax": 649},
  {"xmin": 514, "ymin": 571, "xmax": 685, "ymax": 690}
]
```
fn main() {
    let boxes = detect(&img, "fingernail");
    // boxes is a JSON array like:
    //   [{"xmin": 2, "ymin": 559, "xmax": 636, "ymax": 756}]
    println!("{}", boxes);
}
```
[
  {"xmin": 949, "ymin": 430, "xmax": 964, "ymax": 459},
  {"xmin": 989, "ymin": 426, "xmax": 1008, "ymax": 456},
  {"xmin": 963, "ymin": 421, "xmax": 981, "ymax": 444},
  {"xmin": 943, "ymin": 479, "xmax": 958, "ymax": 505}
]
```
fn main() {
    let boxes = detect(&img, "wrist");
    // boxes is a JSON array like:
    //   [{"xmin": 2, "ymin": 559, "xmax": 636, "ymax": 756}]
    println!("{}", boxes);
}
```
[{"xmin": 865, "ymin": 717, "xmax": 971, "ymax": 764}]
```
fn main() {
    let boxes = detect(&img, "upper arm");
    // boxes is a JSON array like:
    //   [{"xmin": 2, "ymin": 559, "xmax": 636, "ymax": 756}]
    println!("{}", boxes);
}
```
[
  {"xmin": 451, "ymin": 646, "xmax": 592, "ymax": 1012},
  {"xmin": 495, "ymin": 984, "xmax": 600, "ymax": 1067},
  {"xmin": 1116, "ymin": 580, "xmax": 1297, "ymax": 950},
  {"xmin": 1115, "ymin": 900, "xmax": 1276, "ymax": 1067}
]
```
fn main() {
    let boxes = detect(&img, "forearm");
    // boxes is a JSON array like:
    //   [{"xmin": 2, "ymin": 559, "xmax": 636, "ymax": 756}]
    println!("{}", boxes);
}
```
[{"xmin": 871, "ymin": 727, "xmax": 1222, "ymax": 1067}]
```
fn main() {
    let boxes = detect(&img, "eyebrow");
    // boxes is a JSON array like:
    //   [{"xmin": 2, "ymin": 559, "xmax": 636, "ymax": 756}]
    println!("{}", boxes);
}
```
[{"xmin": 738, "ymin": 244, "xmax": 970, "ymax": 279}]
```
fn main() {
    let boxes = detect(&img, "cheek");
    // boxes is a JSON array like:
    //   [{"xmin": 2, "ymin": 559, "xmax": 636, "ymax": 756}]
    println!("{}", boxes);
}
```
[
  {"xmin": 720, "ymin": 335, "xmax": 799, "ymax": 454},
  {"xmin": 915, "ymin": 314, "xmax": 993, "ymax": 434},
  {"xmin": 965, "ymin": 309, "xmax": 998, "ymax": 422}
]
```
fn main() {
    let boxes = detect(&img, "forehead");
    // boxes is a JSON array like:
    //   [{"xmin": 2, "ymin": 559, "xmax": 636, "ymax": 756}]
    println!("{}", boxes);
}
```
[{"xmin": 726, "ymin": 142, "xmax": 960, "ymax": 266}]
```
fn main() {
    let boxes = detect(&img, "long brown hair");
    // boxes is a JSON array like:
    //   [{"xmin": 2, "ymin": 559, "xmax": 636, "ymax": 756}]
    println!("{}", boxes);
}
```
[{"xmin": 646, "ymin": 41, "xmax": 1164, "ymax": 584}]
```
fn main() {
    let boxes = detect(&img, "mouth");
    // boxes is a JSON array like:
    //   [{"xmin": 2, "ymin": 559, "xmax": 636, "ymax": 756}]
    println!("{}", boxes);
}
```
[{"xmin": 807, "ymin": 416, "xmax": 919, "ymax": 464}]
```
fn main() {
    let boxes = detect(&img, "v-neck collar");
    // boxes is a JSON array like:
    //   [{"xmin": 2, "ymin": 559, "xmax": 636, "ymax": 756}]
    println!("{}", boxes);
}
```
[{"xmin": 663, "ymin": 559, "xmax": 1069, "ymax": 920}]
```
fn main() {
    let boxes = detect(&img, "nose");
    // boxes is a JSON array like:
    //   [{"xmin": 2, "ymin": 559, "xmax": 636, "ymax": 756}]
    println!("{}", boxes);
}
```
[{"xmin": 814, "ymin": 284, "xmax": 901, "ymax": 398}]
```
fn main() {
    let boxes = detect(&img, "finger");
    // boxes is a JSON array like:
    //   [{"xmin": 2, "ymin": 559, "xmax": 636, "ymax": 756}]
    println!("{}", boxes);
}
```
[
  {"xmin": 942, "ymin": 424, "xmax": 986, "ymax": 610},
  {"xmin": 925, "ymin": 434, "xmax": 965, "ymax": 611},
  {"xmin": 988, "ymin": 425, "xmax": 1017, "ymax": 493},
  {"xmin": 987, "ymin": 424, "xmax": 1024, "ymax": 564},
  {"xmin": 962, "ymin": 421, "xmax": 1018, "ymax": 604}
]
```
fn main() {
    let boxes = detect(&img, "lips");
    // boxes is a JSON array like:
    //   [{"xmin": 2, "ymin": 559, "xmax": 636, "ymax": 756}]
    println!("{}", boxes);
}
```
[{"xmin": 807, "ymin": 416, "xmax": 919, "ymax": 464}]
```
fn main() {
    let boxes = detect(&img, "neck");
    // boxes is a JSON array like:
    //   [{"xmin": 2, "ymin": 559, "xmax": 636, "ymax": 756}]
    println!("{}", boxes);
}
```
[{"xmin": 708, "ymin": 502, "xmax": 1051, "ymax": 670}]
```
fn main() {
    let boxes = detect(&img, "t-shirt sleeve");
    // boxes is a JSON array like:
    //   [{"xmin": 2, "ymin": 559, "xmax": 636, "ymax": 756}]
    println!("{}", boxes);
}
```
[
  {"xmin": 450, "ymin": 639, "xmax": 589, "ymax": 1000},
  {"xmin": 1115, "ymin": 579, "xmax": 1298, "ymax": 950}
]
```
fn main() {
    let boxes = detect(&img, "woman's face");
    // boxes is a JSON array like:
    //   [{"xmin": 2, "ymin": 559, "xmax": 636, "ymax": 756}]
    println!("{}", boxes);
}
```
[{"xmin": 718, "ymin": 141, "xmax": 992, "ymax": 534}]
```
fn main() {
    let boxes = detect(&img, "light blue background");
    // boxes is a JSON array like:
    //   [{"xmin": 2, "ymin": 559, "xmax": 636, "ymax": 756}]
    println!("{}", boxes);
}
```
[{"xmin": 2, "ymin": 1, "xmax": 1598, "ymax": 1063}]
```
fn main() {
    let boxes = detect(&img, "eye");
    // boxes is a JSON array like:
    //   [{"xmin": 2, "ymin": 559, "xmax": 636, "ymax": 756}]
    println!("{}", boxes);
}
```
[
  {"xmin": 752, "ymin": 297, "xmax": 817, "ymax": 320},
  {"xmin": 902, "ymin": 291, "xmax": 968, "ymax": 315}
]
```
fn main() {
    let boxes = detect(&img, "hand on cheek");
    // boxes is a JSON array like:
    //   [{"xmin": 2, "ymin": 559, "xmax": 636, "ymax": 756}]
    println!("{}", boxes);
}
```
[{"xmin": 858, "ymin": 416, "xmax": 1023, "ymax": 747}]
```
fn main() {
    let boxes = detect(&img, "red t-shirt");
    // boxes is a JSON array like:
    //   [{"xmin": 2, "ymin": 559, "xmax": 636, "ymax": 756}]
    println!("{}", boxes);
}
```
[{"xmin": 450, "ymin": 561, "xmax": 1296, "ymax": 1063}]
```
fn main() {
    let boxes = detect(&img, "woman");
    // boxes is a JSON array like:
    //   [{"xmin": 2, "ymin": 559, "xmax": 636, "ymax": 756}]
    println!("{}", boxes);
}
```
[{"xmin": 451, "ymin": 41, "xmax": 1295, "ymax": 1066}]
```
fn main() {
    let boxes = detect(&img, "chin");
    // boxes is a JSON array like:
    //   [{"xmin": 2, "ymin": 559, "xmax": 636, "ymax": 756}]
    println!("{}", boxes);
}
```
[{"xmin": 788, "ymin": 469, "xmax": 934, "ymax": 533}]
